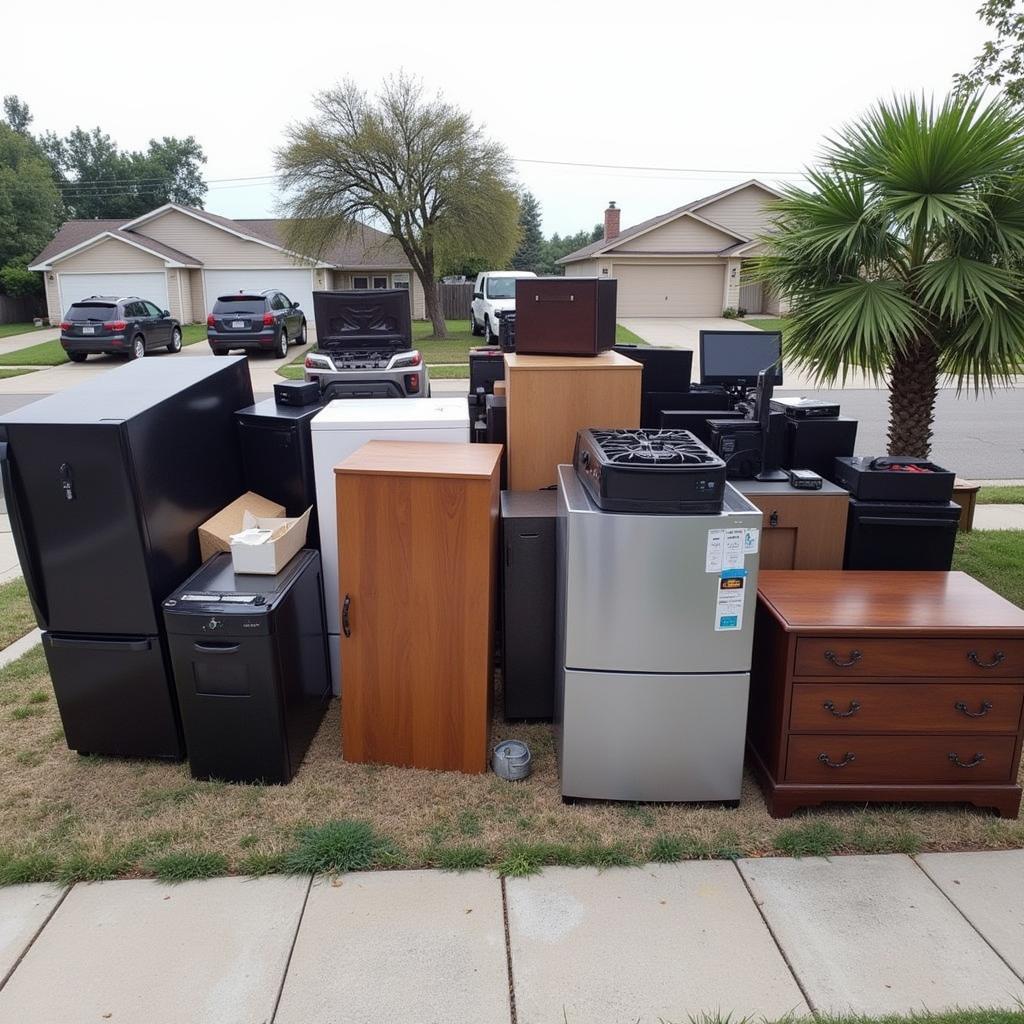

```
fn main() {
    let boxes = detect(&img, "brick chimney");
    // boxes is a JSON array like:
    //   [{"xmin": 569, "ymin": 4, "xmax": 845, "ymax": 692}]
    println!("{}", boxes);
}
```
[{"xmin": 604, "ymin": 201, "xmax": 621, "ymax": 241}]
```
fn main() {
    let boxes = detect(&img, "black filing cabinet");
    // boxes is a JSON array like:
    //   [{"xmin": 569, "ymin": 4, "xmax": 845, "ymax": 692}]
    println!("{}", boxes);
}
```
[
  {"xmin": 501, "ymin": 490, "xmax": 557, "ymax": 719},
  {"xmin": 163, "ymin": 550, "xmax": 331, "ymax": 783},
  {"xmin": 236, "ymin": 398, "xmax": 321, "ymax": 549},
  {"xmin": 843, "ymin": 499, "xmax": 961, "ymax": 571}
]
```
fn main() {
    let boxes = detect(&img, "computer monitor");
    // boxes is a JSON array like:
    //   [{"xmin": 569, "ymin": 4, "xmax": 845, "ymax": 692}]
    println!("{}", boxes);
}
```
[{"xmin": 699, "ymin": 330, "xmax": 783, "ymax": 388}]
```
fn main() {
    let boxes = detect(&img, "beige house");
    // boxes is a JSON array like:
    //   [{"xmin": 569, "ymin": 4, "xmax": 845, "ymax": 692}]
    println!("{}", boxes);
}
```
[
  {"xmin": 30, "ymin": 204, "xmax": 425, "ymax": 325},
  {"xmin": 559, "ymin": 180, "xmax": 785, "ymax": 317}
]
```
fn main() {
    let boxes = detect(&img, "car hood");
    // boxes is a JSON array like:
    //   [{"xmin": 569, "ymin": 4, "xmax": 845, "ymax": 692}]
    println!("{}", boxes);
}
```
[{"xmin": 486, "ymin": 298, "xmax": 516, "ymax": 311}]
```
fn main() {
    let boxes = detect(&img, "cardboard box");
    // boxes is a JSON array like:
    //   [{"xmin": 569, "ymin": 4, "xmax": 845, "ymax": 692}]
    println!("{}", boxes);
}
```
[
  {"xmin": 198, "ymin": 492, "xmax": 286, "ymax": 562},
  {"xmin": 230, "ymin": 507, "xmax": 311, "ymax": 575}
]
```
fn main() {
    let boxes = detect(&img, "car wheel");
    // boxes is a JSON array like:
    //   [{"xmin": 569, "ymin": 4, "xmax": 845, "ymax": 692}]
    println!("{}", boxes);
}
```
[
  {"xmin": 483, "ymin": 316, "xmax": 492, "ymax": 343},
  {"xmin": 130, "ymin": 335, "xmax": 145, "ymax": 360},
  {"xmin": 67, "ymin": 352, "xmax": 88, "ymax": 363},
  {"xmin": 275, "ymin": 329, "xmax": 288, "ymax": 359},
  {"xmin": 471, "ymin": 314, "xmax": 482, "ymax": 337},
  {"xmin": 167, "ymin": 327, "xmax": 182, "ymax": 353},
  {"xmin": 213, "ymin": 348, "xmax": 229, "ymax": 356},
  {"xmin": 298, "ymin": 320, "xmax": 307, "ymax": 345}
]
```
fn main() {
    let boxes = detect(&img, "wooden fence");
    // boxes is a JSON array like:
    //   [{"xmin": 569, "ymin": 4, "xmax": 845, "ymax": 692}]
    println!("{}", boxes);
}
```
[
  {"xmin": 0, "ymin": 294, "xmax": 44, "ymax": 324},
  {"xmin": 437, "ymin": 282, "xmax": 474, "ymax": 321}
]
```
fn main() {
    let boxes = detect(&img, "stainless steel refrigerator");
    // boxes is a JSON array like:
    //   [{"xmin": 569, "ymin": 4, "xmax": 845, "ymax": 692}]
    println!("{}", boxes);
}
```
[
  {"xmin": 556, "ymin": 464, "xmax": 762, "ymax": 802},
  {"xmin": 0, "ymin": 357, "xmax": 253, "ymax": 759}
]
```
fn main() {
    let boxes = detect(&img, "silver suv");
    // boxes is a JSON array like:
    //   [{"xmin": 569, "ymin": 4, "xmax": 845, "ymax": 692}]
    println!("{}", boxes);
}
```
[{"xmin": 304, "ymin": 289, "xmax": 430, "ymax": 399}]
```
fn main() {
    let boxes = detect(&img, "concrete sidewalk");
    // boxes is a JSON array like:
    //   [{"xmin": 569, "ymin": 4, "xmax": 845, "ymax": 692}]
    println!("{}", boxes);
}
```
[{"xmin": 1, "ymin": 851, "xmax": 1023, "ymax": 1022}]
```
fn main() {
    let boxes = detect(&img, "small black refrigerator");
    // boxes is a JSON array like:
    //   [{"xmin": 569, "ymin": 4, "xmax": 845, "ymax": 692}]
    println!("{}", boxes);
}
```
[{"xmin": 0, "ymin": 357, "xmax": 253, "ymax": 759}]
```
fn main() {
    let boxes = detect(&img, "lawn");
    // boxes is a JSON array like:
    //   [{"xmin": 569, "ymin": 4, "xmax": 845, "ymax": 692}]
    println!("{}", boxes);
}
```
[
  {"xmin": 0, "ymin": 578, "xmax": 37, "ymax": 651},
  {"xmin": 0, "ymin": 323, "xmax": 46, "ymax": 340},
  {"xmin": 1, "ymin": 529, "xmax": 1023, "ymax": 884},
  {"xmin": 0, "ymin": 368, "xmax": 39, "ymax": 379},
  {"xmin": 0, "ymin": 324, "xmax": 209, "ymax": 367},
  {"xmin": 978, "ymin": 486, "xmax": 1024, "ymax": 505},
  {"xmin": 749, "ymin": 317, "xmax": 789, "ymax": 333}
]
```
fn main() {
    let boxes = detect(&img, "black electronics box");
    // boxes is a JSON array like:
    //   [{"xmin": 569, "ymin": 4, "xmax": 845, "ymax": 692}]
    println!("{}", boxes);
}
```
[
  {"xmin": 707, "ymin": 413, "xmax": 786, "ymax": 479},
  {"xmin": 784, "ymin": 417, "xmax": 857, "ymax": 479},
  {"xmin": 274, "ymin": 380, "xmax": 321, "ymax": 406},
  {"xmin": 660, "ymin": 408, "xmax": 743, "ymax": 445},
  {"xmin": 612, "ymin": 346, "xmax": 693, "ymax": 392},
  {"xmin": 833, "ymin": 455, "xmax": 955, "ymax": 502},
  {"xmin": 469, "ymin": 347, "xmax": 506, "ymax": 394},
  {"xmin": 771, "ymin": 396, "xmax": 840, "ymax": 419}
]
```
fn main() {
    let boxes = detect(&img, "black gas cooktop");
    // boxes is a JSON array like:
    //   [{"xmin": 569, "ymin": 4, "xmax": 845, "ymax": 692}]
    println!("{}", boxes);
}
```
[{"xmin": 573, "ymin": 428, "xmax": 727, "ymax": 514}]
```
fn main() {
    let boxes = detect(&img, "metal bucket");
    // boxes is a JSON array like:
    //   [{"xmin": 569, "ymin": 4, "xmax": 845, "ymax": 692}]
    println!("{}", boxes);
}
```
[{"xmin": 492, "ymin": 739, "xmax": 532, "ymax": 781}]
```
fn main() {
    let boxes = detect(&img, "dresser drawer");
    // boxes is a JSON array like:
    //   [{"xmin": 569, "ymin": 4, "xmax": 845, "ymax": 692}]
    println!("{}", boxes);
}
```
[
  {"xmin": 793, "ymin": 637, "xmax": 1024, "ymax": 678},
  {"xmin": 785, "ymin": 734, "xmax": 1018, "ymax": 784},
  {"xmin": 789, "ymin": 683, "xmax": 1024, "ymax": 734}
]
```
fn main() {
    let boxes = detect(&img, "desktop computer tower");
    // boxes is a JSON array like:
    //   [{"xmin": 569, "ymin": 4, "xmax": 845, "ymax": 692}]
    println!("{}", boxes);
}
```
[{"xmin": 785, "ymin": 417, "xmax": 858, "ymax": 480}]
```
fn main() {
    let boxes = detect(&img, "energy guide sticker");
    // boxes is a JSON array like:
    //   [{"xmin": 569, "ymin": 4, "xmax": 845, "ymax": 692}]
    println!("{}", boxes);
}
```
[{"xmin": 714, "ymin": 568, "xmax": 746, "ymax": 631}]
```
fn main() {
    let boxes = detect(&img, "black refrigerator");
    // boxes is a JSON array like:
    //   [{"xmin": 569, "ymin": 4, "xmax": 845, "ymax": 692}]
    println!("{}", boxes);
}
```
[{"xmin": 0, "ymin": 356, "xmax": 254, "ymax": 759}]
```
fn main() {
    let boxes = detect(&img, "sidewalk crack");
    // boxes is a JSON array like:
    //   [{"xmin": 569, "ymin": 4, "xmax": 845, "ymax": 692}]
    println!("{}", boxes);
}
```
[
  {"xmin": 269, "ymin": 872, "xmax": 314, "ymax": 1023},
  {"xmin": 0, "ymin": 883, "xmax": 71, "ymax": 993},
  {"xmin": 500, "ymin": 875, "xmax": 517, "ymax": 1024}
]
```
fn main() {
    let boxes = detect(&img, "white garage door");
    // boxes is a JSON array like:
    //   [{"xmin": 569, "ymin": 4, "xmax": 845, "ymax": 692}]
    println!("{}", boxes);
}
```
[
  {"xmin": 59, "ymin": 272, "xmax": 168, "ymax": 314},
  {"xmin": 203, "ymin": 270, "xmax": 314, "ymax": 323},
  {"xmin": 613, "ymin": 263, "xmax": 725, "ymax": 317}
]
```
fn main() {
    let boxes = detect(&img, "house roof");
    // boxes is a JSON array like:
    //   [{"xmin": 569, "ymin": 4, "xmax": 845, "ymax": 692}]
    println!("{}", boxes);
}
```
[
  {"xmin": 558, "ymin": 179, "xmax": 784, "ymax": 264},
  {"xmin": 29, "ymin": 204, "xmax": 412, "ymax": 272}
]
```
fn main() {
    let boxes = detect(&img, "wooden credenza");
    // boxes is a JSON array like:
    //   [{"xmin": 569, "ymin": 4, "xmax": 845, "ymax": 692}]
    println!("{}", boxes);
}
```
[
  {"xmin": 735, "ymin": 480, "xmax": 849, "ymax": 569},
  {"xmin": 504, "ymin": 351, "xmax": 641, "ymax": 490},
  {"xmin": 749, "ymin": 571, "xmax": 1024, "ymax": 818},
  {"xmin": 334, "ymin": 440, "xmax": 501, "ymax": 773}
]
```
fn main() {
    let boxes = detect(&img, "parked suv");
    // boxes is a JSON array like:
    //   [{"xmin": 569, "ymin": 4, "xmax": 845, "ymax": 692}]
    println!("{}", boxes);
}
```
[
  {"xmin": 470, "ymin": 270, "xmax": 536, "ymax": 343},
  {"xmin": 60, "ymin": 297, "xmax": 182, "ymax": 361},
  {"xmin": 304, "ymin": 289, "xmax": 429, "ymax": 398},
  {"xmin": 207, "ymin": 289, "xmax": 307, "ymax": 357}
]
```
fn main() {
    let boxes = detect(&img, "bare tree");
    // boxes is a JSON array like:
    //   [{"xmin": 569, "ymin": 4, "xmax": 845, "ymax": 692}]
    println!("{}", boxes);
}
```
[{"xmin": 277, "ymin": 74, "xmax": 520, "ymax": 338}]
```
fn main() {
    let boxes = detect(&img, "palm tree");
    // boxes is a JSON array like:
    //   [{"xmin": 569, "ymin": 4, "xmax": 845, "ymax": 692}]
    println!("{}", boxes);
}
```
[{"xmin": 755, "ymin": 93, "xmax": 1024, "ymax": 457}]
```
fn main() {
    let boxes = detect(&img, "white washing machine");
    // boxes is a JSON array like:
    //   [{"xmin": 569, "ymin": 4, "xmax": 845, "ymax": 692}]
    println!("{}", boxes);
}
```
[{"xmin": 311, "ymin": 398, "xmax": 470, "ymax": 692}]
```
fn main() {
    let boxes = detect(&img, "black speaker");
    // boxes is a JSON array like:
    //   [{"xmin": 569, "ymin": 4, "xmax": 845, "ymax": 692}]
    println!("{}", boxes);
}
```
[
  {"xmin": 501, "ymin": 491, "xmax": 557, "ymax": 720},
  {"xmin": 659, "ymin": 408, "xmax": 743, "ymax": 445},
  {"xmin": 785, "ymin": 417, "xmax": 858, "ymax": 479},
  {"xmin": 612, "ymin": 346, "xmax": 693, "ymax": 391},
  {"xmin": 486, "ymin": 394, "xmax": 507, "ymax": 489}
]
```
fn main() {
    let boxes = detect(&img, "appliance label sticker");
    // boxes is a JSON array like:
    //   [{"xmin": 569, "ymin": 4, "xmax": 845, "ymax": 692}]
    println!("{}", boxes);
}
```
[
  {"xmin": 705, "ymin": 530, "xmax": 724, "ymax": 573},
  {"xmin": 715, "ymin": 569, "xmax": 746, "ymax": 631},
  {"xmin": 723, "ymin": 529, "xmax": 745, "ymax": 570},
  {"xmin": 743, "ymin": 528, "xmax": 759, "ymax": 555}
]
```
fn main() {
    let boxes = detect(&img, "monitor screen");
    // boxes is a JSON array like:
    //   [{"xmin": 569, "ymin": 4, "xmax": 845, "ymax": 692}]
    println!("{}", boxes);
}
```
[{"xmin": 699, "ymin": 331, "xmax": 783, "ymax": 387}]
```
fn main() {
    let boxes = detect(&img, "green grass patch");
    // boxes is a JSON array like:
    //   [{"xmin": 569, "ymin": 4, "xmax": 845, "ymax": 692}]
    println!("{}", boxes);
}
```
[
  {"xmin": 0, "ymin": 850, "xmax": 58, "ymax": 884},
  {"xmin": 181, "ymin": 324, "xmax": 207, "ymax": 346},
  {"xmin": 648, "ymin": 834, "xmax": 686, "ymax": 862},
  {"xmin": 430, "ymin": 364, "xmax": 469, "ymax": 379},
  {"xmin": 278, "ymin": 364, "xmax": 304, "ymax": 380},
  {"xmin": 497, "ymin": 840, "xmax": 636, "ymax": 877},
  {"xmin": 432, "ymin": 844, "xmax": 490, "ymax": 872},
  {"xmin": 954, "ymin": 529, "xmax": 1024, "ymax": 608},
  {"xmin": 238, "ymin": 850, "xmax": 289, "ymax": 877},
  {"xmin": 749, "ymin": 317, "xmax": 789, "ymax": 334},
  {"xmin": 0, "ymin": 577, "xmax": 38, "ymax": 651},
  {"xmin": 149, "ymin": 850, "xmax": 229, "ymax": 882},
  {"xmin": 774, "ymin": 821, "xmax": 844, "ymax": 857},
  {"xmin": 0, "ymin": 368, "xmax": 39, "ymax": 378},
  {"xmin": 0, "ymin": 323, "xmax": 45, "ymax": 340},
  {"xmin": 0, "ymin": 338, "xmax": 69, "ymax": 366},
  {"xmin": 978, "ymin": 486, "xmax": 1024, "ymax": 505},
  {"xmin": 614, "ymin": 323, "xmax": 648, "ymax": 345},
  {"xmin": 283, "ymin": 819, "xmax": 400, "ymax": 875}
]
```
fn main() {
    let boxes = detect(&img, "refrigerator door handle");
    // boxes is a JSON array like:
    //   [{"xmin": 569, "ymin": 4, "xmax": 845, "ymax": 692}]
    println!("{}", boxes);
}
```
[
  {"xmin": 0, "ymin": 441, "xmax": 48, "ymax": 626},
  {"xmin": 47, "ymin": 637, "xmax": 152, "ymax": 652}
]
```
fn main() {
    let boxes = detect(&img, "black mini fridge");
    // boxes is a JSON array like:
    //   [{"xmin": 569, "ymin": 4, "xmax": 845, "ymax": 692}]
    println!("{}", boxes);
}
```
[
  {"xmin": 844, "ymin": 499, "xmax": 961, "ymax": 570},
  {"xmin": 235, "ymin": 397, "xmax": 321, "ymax": 549},
  {"xmin": 0, "ymin": 357, "xmax": 253, "ymax": 759},
  {"xmin": 163, "ymin": 550, "xmax": 330, "ymax": 784}
]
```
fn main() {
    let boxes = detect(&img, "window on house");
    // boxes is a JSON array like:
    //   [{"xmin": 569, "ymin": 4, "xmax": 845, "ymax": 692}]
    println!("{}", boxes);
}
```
[
  {"xmin": 372, "ymin": 276, "xmax": 388, "ymax": 289},
  {"xmin": 353, "ymin": 276, "xmax": 369, "ymax": 289},
  {"xmin": 392, "ymin": 273, "xmax": 410, "ymax": 290}
]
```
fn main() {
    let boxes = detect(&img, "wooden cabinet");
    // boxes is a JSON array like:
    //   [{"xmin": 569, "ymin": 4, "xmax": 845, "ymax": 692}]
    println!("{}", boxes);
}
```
[
  {"xmin": 334, "ymin": 441, "xmax": 501, "ymax": 774},
  {"xmin": 735, "ymin": 480, "xmax": 848, "ymax": 570},
  {"xmin": 504, "ymin": 351, "xmax": 641, "ymax": 491},
  {"xmin": 749, "ymin": 571, "xmax": 1024, "ymax": 818}
]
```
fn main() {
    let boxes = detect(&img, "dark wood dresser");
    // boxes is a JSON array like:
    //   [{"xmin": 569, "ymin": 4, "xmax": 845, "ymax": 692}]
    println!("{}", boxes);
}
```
[{"xmin": 749, "ymin": 571, "xmax": 1024, "ymax": 818}]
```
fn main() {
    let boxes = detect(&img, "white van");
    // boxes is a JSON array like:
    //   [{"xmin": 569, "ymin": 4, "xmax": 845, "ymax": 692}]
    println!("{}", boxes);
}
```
[{"xmin": 470, "ymin": 270, "xmax": 537, "ymax": 342}]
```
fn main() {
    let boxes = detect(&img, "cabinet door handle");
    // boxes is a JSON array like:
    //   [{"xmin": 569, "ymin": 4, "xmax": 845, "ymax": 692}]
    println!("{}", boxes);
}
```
[
  {"xmin": 818, "ymin": 751, "xmax": 856, "ymax": 769},
  {"xmin": 824, "ymin": 649, "xmax": 862, "ymax": 668},
  {"xmin": 954, "ymin": 699, "xmax": 993, "ymax": 718},
  {"xmin": 342, "ymin": 594, "xmax": 352, "ymax": 638},
  {"xmin": 823, "ymin": 699, "xmax": 861, "ymax": 718},
  {"xmin": 967, "ymin": 649, "xmax": 1005, "ymax": 669},
  {"xmin": 948, "ymin": 751, "xmax": 985, "ymax": 769},
  {"xmin": 768, "ymin": 510, "xmax": 779, "ymax": 528}
]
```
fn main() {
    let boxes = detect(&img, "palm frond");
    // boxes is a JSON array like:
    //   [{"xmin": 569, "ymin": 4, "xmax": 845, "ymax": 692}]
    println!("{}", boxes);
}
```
[
  {"xmin": 940, "ymin": 299, "xmax": 1024, "ymax": 390},
  {"xmin": 913, "ymin": 257, "xmax": 1022, "ymax": 319}
]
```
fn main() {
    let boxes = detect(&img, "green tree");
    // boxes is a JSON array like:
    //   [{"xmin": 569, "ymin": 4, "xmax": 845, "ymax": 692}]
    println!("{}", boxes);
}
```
[
  {"xmin": 755, "ymin": 92, "xmax": 1024, "ymax": 458},
  {"xmin": 41, "ymin": 127, "xmax": 207, "ymax": 219},
  {"xmin": 2, "ymin": 96, "xmax": 32, "ymax": 135},
  {"xmin": 957, "ymin": 0, "xmax": 1024, "ymax": 102},
  {"xmin": 0, "ymin": 122, "xmax": 62, "ymax": 297},
  {"xmin": 276, "ymin": 73, "xmax": 520, "ymax": 338},
  {"xmin": 537, "ymin": 223, "xmax": 603, "ymax": 275},
  {"xmin": 512, "ymin": 191, "xmax": 544, "ymax": 271}
]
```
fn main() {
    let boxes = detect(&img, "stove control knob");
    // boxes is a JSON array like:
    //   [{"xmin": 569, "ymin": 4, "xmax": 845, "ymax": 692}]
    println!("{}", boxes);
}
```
[{"xmin": 207, "ymin": 617, "xmax": 221, "ymax": 630}]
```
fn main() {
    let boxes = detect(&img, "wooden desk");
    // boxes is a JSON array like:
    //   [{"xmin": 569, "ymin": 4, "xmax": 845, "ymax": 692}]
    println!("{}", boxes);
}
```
[
  {"xmin": 749, "ymin": 571, "xmax": 1024, "ymax": 818},
  {"xmin": 504, "ymin": 351, "xmax": 641, "ymax": 490},
  {"xmin": 335, "ymin": 441, "xmax": 501, "ymax": 773},
  {"xmin": 735, "ymin": 480, "xmax": 849, "ymax": 570}
]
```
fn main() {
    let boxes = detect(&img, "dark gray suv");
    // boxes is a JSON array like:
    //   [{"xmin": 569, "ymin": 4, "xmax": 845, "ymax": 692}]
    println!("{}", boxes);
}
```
[
  {"xmin": 60, "ymin": 297, "xmax": 182, "ymax": 361},
  {"xmin": 207, "ymin": 289, "xmax": 307, "ymax": 357}
]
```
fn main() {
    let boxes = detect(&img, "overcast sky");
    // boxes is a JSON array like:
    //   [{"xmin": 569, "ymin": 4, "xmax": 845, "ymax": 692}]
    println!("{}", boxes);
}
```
[{"xmin": 4, "ymin": 0, "xmax": 992, "ymax": 237}]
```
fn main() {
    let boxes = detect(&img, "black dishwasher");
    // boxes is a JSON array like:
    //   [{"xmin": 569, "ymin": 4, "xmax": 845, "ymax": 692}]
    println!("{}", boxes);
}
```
[{"xmin": 162, "ymin": 550, "xmax": 330, "ymax": 783}]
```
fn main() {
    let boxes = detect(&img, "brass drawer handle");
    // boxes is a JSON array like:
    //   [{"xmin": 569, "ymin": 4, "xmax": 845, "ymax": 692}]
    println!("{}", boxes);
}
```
[
  {"xmin": 954, "ymin": 700, "xmax": 993, "ymax": 718},
  {"xmin": 948, "ymin": 751, "xmax": 985, "ymax": 769},
  {"xmin": 818, "ymin": 751, "xmax": 856, "ymax": 769},
  {"xmin": 823, "ymin": 699, "xmax": 861, "ymax": 718},
  {"xmin": 967, "ymin": 650, "xmax": 1005, "ymax": 669},
  {"xmin": 824, "ymin": 649, "xmax": 862, "ymax": 668}
]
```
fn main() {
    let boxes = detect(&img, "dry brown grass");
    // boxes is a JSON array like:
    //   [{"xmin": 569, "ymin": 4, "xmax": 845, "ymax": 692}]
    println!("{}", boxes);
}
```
[{"xmin": 2, "ymin": 642, "xmax": 1024, "ymax": 880}]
